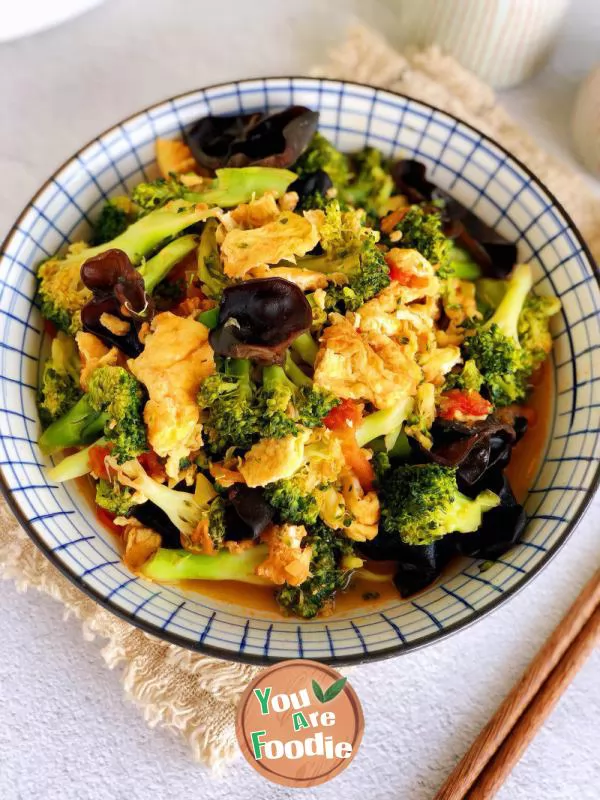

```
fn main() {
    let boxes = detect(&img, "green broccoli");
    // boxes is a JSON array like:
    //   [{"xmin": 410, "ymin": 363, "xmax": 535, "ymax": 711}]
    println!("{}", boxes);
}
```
[
  {"xmin": 47, "ymin": 438, "xmax": 108, "ymax": 483},
  {"xmin": 290, "ymin": 331, "xmax": 319, "ymax": 366},
  {"xmin": 259, "ymin": 364, "xmax": 339, "ymax": 439},
  {"xmin": 37, "ymin": 199, "xmax": 215, "ymax": 334},
  {"xmin": 95, "ymin": 478, "xmax": 134, "ymax": 516},
  {"xmin": 39, "ymin": 365, "xmax": 146, "ymax": 461},
  {"xmin": 37, "ymin": 333, "xmax": 82, "ymax": 428},
  {"xmin": 132, "ymin": 167, "xmax": 296, "ymax": 212},
  {"xmin": 90, "ymin": 197, "xmax": 139, "ymax": 245},
  {"xmin": 138, "ymin": 234, "xmax": 198, "ymax": 294},
  {"xmin": 518, "ymin": 293, "xmax": 561, "ymax": 370},
  {"xmin": 379, "ymin": 463, "xmax": 500, "ymax": 547},
  {"xmin": 294, "ymin": 132, "xmax": 351, "ymax": 189},
  {"xmin": 139, "ymin": 543, "xmax": 270, "ymax": 584},
  {"xmin": 118, "ymin": 460, "xmax": 226, "ymax": 550},
  {"xmin": 198, "ymin": 359, "xmax": 257, "ymax": 455},
  {"xmin": 446, "ymin": 245, "xmax": 481, "ymax": 280},
  {"xmin": 444, "ymin": 359, "xmax": 484, "ymax": 392},
  {"xmin": 388, "ymin": 205, "xmax": 450, "ymax": 268},
  {"xmin": 355, "ymin": 396, "xmax": 414, "ymax": 450},
  {"xmin": 264, "ymin": 479, "xmax": 320, "ymax": 526},
  {"xmin": 462, "ymin": 263, "xmax": 535, "ymax": 406},
  {"xmin": 276, "ymin": 522, "xmax": 355, "ymax": 619},
  {"xmin": 342, "ymin": 147, "xmax": 393, "ymax": 220},
  {"xmin": 196, "ymin": 218, "xmax": 228, "ymax": 299},
  {"xmin": 299, "ymin": 200, "xmax": 390, "ymax": 311}
]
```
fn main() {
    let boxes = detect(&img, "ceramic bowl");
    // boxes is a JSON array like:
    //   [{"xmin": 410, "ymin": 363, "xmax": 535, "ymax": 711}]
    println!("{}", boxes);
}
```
[{"xmin": 1, "ymin": 78, "xmax": 598, "ymax": 665}]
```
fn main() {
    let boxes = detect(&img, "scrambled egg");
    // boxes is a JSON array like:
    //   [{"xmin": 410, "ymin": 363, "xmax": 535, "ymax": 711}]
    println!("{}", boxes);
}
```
[
  {"xmin": 257, "ymin": 524, "xmax": 312, "ymax": 586},
  {"xmin": 239, "ymin": 430, "xmax": 310, "ymax": 487},
  {"xmin": 220, "ymin": 211, "xmax": 319, "ymax": 278},
  {"xmin": 438, "ymin": 277, "xmax": 481, "ymax": 346},
  {"xmin": 76, "ymin": 331, "xmax": 120, "ymax": 391},
  {"xmin": 384, "ymin": 248, "xmax": 440, "ymax": 303},
  {"xmin": 128, "ymin": 312, "xmax": 214, "ymax": 479},
  {"xmin": 418, "ymin": 345, "xmax": 462, "ymax": 385},
  {"xmin": 317, "ymin": 472, "xmax": 380, "ymax": 542},
  {"xmin": 227, "ymin": 193, "xmax": 280, "ymax": 229},
  {"xmin": 248, "ymin": 265, "xmax": 333, "ymax": 291},
  {"xmin": 155, "ymin": 138, "xmax": 197, "ymax": 178},
  {"xmin": 314, "ymin": 313, "xmax": 419, "ymax": 409}
]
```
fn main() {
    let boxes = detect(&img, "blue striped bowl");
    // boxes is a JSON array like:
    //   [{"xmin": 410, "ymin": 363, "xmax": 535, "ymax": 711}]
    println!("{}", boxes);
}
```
[{"xmin": 1, "ymin": 78, "xmax": 598, "ymax": 665}]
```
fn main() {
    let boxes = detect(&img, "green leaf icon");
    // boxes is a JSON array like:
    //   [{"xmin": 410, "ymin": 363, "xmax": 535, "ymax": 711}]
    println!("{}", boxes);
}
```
[
  {"xmin": 323, "ymin": 677, "xmax": 347, "ymax": 702},
  {"xmin": 312, "ymin": 676, "xmax": 347, "ymax": 703},
  {"xmin": 312, "ymin": 679, "xmax": 325, "ymax": 703}
]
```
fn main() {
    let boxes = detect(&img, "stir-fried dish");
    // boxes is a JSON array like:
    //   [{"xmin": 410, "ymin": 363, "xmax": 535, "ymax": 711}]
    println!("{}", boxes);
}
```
[{"xmin": 36, "ymin": 106, "xmax": 561, "ymax": 618}]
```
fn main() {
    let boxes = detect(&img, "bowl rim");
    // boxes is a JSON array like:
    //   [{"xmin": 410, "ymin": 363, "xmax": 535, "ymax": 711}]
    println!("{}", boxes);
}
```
[{"xmin": 1, "ymin": 76, "xmax": 599, "ymax": 667}]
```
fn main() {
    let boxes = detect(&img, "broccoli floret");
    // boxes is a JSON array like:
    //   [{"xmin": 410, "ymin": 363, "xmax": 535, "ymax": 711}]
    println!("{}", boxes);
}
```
[
  {"xmin": 264, "ymin": 480, "xmax": 320, "ymax": 526},
  {"xmin": 444, "ymin": 359, "xmax": 484, "ymax": 392},
  {"xmin": 90, "ymin": 197, "xmax": 139, "ymax": 245},
  {"xmin": 118, "ymin": 460, "xmax": 225, "ymax": 550},
  {"xmin": 37, "ymin": 200, "xmax": 214, "ymax": 334},
  {"xmin": 294, "ymin": 132, "xmax": 351, "ymax": 189},
  {"xmin": 518, "ymin": 293, "xmax": 561, "ymax": 369},
  {"xmin": 198, "ymin": 359, "xmax": 257, "ymax": 455},
  {"xmin": 37, "ymin": 332, "xmax": 82, "ymax": 428},
  {"xmin": 259, "ymin": 364, "xmax": 339, "ymax": 439},
  {"xmin": 39, "ymin": 365, "xmax": 146, "ymax": 461},
  {"xmin": 342, "ymin": 147, "xmax": 393, "ymax": 220},
  {"xmin": 446, "ymin": 245, "xmax": 481, "ymax": 280},
  {"xmin": 299, "ymin": 201, "xmax": 390, "ymax": 311},
  {"xmin": 139, "ymin": 543, "xmax": 270, "ymax": 583},
  {"xmin": 389, "ymin": 206, "xmax": 450, "ymax": 268},
  {"xmin": 276, "ymin": 523, "xmax": 355, "ymax": 619},
  {"xmin": 196, "ymin": 218, "xmax": 228, "ymax": 299},
  {"xmin": 379, "ymin": 463, "xmax": 500, "ymax": 547},
  {"xmin": 95, "ymin": 478, "xmax": 134, "ymax": 516},
  {"xmin": 462, "ymin": 263, "xmax": 534, "ymax": 406},
  {"xmin": 131, "ymin": 177, "xmax": 187, "ymax": 212},
  {"xmin": 132, "ymin": 167, "xmax": 296, "ymax": 212}
]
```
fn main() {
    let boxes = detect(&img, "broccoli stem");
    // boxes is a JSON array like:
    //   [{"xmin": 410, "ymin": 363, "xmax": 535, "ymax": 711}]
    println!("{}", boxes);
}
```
[
  {"xmin": 185, "ymin": 167, "xmax": 296, "ymax": 208},
  {"xmin": 139, "ymin": 545, "xmax": 270, "ymax": 584},
  {"xmin": 139, "ymin": 234, "xmax": 198, "ymax": 293},
  {"xmin": 284, "ymin": 352, "xmax": 313, "ymax": 388},
  {"xmin": 263, "ymin": 364, "xmax": 296, "ymax": 392},
  {"xmin": 291, "ymin": 332, "xmax": 318, "ymax": 366},
  {"xmin": 47, "ymin": 437, "xmax": 108, "ymax": 482},
  {"xmin": 355, "ymin": 398, "xmax": 413, "ymax": 448},
  {"xmin": 447, "ymin": 246, "xmax": 481, "ymax": 280},
  {"xmin": 388, "ymin": 431, "xmax": 411, "ymax": 459},
  {"xmin": 485, "ymin": 263, "xmax": 533, "ymax": 343},
  {"xmin": 197, "ymin": 307, "xmax": 219, "ymax": 329},
  {"xmin": 39, "ymin": 395, "xmax": 108, "ymax": 454}
]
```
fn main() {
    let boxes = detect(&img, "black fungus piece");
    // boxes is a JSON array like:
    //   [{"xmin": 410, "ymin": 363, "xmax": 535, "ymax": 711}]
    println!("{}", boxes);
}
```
[
  {"xmin": 391, "ymin": 159, "xmax": 437, "ymax": 204},
  {"xmin": 209, "ymin": 278, "xmax": 312, "ymax": 364},
  {"xmin": 289, "ymin": 169, "xmax": 333, "ymax": 208},
  {"xmin": 392, "ymin": 537, "xmax": 456, "ymax": 598},
  {"xmin": 80, "ymin": 249, "xmax": 153, "ymax": 357},
  {"xmin": 228, "ymin": 485, "xmax": 273, "ymax": 539},
  {"xmin": 131, "ymin": 501, "xmax": 181, "ymax": 549},
  {"xmin": 185, "ymin": 106, "xmax": 319, "ymax": 170},
  {"xmin": 416, "ymin": 417, "xmax": 517, "ymax": 489},
  {"xmin": 452, "ymin": 473, "xmax": 527, "ymax": 560}
]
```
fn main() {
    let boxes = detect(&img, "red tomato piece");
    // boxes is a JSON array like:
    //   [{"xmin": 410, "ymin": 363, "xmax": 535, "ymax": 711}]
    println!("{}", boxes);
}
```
[
  {"xmin": 88, "ymin": 444, "xmax": 112, "ymax": 480},
  {"xmin": 438, "ymin": 389, "xmax": 493, "ymax": 421}
]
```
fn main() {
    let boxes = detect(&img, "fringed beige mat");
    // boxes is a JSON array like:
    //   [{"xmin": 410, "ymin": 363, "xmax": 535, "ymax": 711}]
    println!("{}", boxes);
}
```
[{"xmin": 1, "ymin": 24, "xmax": 599, "ymax": 770}]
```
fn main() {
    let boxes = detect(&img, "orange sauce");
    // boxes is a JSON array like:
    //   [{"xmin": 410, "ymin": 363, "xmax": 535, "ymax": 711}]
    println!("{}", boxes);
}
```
[{"xmin": 87, "ymin": 362, "xmax": 553, "ymax": 619}]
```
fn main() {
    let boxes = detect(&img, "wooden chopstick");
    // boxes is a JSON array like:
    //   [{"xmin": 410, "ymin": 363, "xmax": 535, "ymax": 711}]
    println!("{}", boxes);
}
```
[
  {"xmin": 467, "ymin": 606, "xmax": 600, "ymax": 798},
  {"xmin": 434, "ymin": 568, "xmax": 600, "ymax": 800}
]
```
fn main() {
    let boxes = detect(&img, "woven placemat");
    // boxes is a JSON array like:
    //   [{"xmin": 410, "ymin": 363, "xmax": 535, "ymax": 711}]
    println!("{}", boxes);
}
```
[{"xmin": 1, "ymin": 24, "xmax": 599, "ymax": 770}]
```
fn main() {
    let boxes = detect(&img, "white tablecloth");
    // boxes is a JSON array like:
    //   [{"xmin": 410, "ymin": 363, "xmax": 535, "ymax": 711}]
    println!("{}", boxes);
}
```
[{"xmin": 0, "ymin": 1, "xmax": 599, "ymax": 798}]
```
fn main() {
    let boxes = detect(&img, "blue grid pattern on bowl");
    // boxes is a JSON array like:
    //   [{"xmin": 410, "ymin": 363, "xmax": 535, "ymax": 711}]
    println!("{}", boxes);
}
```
[{"xmin": 0, "ymin": 78, "xmax": 598, "ymax": 665}]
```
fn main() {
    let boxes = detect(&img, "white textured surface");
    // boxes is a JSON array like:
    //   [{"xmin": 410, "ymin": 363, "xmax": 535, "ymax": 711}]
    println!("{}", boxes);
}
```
[{"xmin": 0, "ymin": 1, "xmax": 599, "ymax": 798}]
